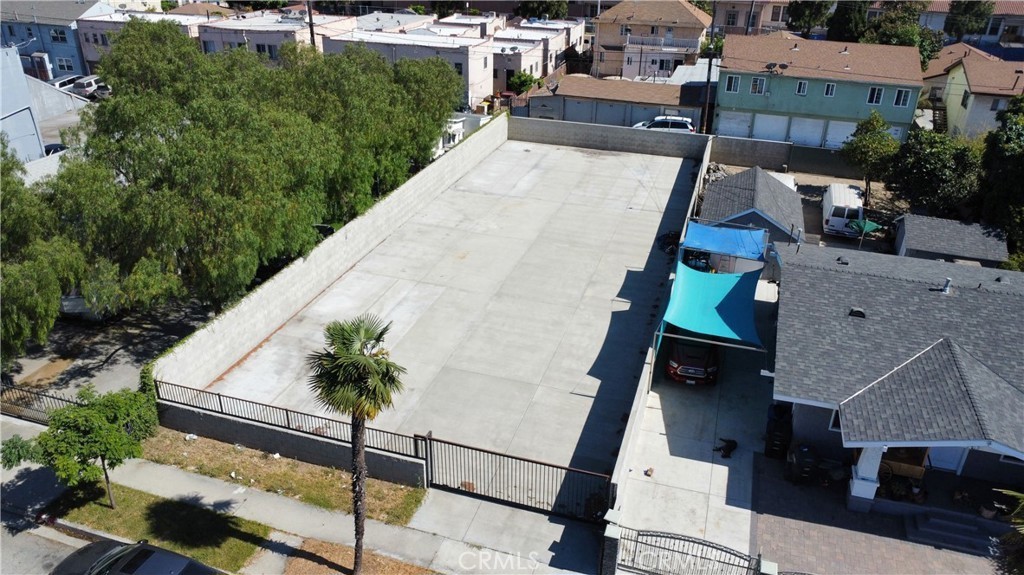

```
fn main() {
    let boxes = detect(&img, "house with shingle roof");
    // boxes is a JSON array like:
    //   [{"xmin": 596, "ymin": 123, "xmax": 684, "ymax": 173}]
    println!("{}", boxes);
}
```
[
  {"xmin": 715, "ymin": 35, "xmax": 923, "ymax": 148},
  {"xmin": 592, "ymin": 0, "xmax": 711, "ymax": 79},
  {"xmin": 922, "ymin": 42, "xmax": 1000, "ymax": 101},
  {"xmin": 894, "ymin": 214, "xmax": 1009, "ymax": 267},
  {"xmin": 0, "ymin": 1, "xmax": 114, "ymax": 80},
  {"xmin": 527, "ymin": 75, "xmax": 707, "ymax": 127},
  {"xmin": 771, "ymin": 242, "xmax": 1024, "ymax": 512},
  {"xmin": 916, "ymin": 1, "xmax": 1024, "ymax": 46},
  {"xmin": 699, "ymin": 166, "xmax": 804, "ymax": 244},
  {"xmin": 942, "ymin": 57, "xmax": 1024, "ymax": 137}
]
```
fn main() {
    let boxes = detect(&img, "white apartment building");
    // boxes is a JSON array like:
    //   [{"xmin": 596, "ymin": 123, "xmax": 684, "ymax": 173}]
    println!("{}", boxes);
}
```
[
  {"xmin": 494, "ymin": 27, "xmax": 562, "ymax": 77},
  {"xmin": 77, "ymin": 11, "xmax": 217, "ymax": 73},
  {"xmin": 492, "ymin": 39, "xmax": 544, "ymax": 93},
  {"xmin": 355, "ymin": 11, "xmax": 433, "ymax": 33},
  {"xmin": 198, "ymin": 10, "xmax": 355, "ymax": 57},
  {"xmin": 437, "ymin": 11, "xmax": 506, "ymax": 38}
]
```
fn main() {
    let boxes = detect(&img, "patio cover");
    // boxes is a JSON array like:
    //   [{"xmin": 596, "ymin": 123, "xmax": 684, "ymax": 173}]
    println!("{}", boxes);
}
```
[
  {"xmin": 682, "ymin": 222, "xmax": 766, "ymax": 260},
  {"xmin": 662, "ymin": 262, "xmax": 763, "ymax": 347}
]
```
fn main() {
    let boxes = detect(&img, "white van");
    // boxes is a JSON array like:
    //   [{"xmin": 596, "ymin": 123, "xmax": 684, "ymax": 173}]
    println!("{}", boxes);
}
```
[{"xmin": 822, "ymin": 183, "xmax": 864, "ymax": 237}]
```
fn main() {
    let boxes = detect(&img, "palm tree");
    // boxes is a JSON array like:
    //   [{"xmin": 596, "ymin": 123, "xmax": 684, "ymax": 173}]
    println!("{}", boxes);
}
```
[{"xmin": 307, "ymin": 314, "xmax": 405, "ymax": 575}]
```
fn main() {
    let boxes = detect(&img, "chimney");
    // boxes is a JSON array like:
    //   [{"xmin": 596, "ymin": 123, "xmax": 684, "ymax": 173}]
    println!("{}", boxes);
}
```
[{"xmin": 941, "ymin": 277, "xmax": 952, "ymax": 294}]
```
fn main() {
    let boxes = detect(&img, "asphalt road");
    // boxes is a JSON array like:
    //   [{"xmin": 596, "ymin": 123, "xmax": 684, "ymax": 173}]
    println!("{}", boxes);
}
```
[{"xmin": 1, "ymin": 512, "xmax": 85, "ymax": 575}]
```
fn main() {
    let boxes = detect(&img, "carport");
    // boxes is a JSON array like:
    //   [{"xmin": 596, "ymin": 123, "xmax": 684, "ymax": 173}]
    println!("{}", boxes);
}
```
[{"xmin": 656, "ymin": 222, "xmax": 767, "ymax": 354}]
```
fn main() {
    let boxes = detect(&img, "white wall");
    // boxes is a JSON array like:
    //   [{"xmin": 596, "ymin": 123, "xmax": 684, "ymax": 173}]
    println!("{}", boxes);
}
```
[
  {"xmin": 27, "ymin": 77, "xmax": 89, "ymax": 120},
  {"xmin": 1, "ymin": 47, "xmax": 43, "ymax": 161}
]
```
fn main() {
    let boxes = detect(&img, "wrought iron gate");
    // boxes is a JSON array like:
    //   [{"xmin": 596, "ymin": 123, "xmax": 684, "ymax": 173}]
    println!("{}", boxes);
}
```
[
  {"xmin": 417, "ymin": 433, "xmax": 611, "ymax": 523},
  {"xmin": 618, "ymin": 528, "xmax": 761, "ymax": 575}
]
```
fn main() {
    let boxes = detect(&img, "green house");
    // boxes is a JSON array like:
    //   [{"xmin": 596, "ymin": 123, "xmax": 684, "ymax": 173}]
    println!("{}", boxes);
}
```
[{"xmin": 714, "ymin": 34, "xmax": 923, "ymax": 148}]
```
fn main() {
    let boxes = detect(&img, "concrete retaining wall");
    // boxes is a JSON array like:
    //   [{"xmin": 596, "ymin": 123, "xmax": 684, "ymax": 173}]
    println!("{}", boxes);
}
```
[
  {"xmin": 710, "ymin": 136, "xmax": 791, "ymax": 170},
  {"xmin": 158, "ymin": 402, "xmax": 426, "ymax": 487},
  {"xmin": 508, "ymin": 117, "xmax": 710, "ymax": 158},
  {"xmin": 788, "ymin": 145, "xmax": 860, "ymax": 178},
  {"xmin": 154, "ymin": 114, "xmax": 509, "ymax": 388},
  {"xmin": 27, "ymin": 77, "xmax": 88, "ymax": 120}
]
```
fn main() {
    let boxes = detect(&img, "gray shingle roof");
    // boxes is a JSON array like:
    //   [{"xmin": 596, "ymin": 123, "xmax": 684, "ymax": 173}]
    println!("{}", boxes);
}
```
[
  {"xmin": 0, "ymin": 1, "xmax": 104, "ymax": 26},
  {"xmin": 839, "ymin": 338, "xmax": 1024, "ymax": 452},
  {"xmin": 898, "ymin": 214, "xmax": 1009, "ymax": 263},
  {"xmin": 700, "ymin": 167, "xmax": 803, "ymax": 237},
  {"xmin": 773, "ymin": 245, "xmax": 1024, "ymax": 429}
]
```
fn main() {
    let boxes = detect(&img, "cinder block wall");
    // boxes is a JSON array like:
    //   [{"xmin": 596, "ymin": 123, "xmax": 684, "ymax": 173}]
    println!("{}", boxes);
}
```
[
  {"xmin": 509, "ymin": 117, "xmax": 711, "ymax": 158},
  {"xmin": 155, "ymin": 114, "xmax": 510, "ymax": 388},
  {"xmin": 709, "ymin": 136, "xmax": 791, "ymax": 170}
]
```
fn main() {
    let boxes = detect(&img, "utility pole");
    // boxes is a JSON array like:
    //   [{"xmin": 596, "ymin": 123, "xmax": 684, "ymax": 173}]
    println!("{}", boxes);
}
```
[
  {"xmin": 745, "ymin": 0, "xmax": 757, "ymax": 35},
  {"xmin": 307, "ymin": 0, "xmax": 315, "ymax": 48},
  {"xmin": 701, "ymin": 1, "xmax": 717, "ymax": 133}
]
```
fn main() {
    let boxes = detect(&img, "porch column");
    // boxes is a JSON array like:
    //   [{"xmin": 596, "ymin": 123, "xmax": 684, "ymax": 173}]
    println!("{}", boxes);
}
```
[{"xmin": 848, "ymin": 446, "xmax": 884, "ymax": 512}]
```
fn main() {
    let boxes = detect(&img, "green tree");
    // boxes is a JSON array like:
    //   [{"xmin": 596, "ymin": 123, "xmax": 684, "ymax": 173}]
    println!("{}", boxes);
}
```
[
  {"xmin": 1, "ymin": 387, "xmax": 157, "ymax": 509},
  {"xmin": 159, "ymin": 0, "xmax": 177, "ymax": 12},
  {"xmin": 226, "ymin": 1, "xmax": 286, "ymax": 11},
  {"xmin": 507, "ymin": 71, "xmax": 540, "ymax": 94},
  {"xmin": 862, "ymin": 1, "xmax": 945, "ymax": 70},
  {"xmin": 983, "ymin": 95, "xmax": 1024, "ymax": 253},
  {"xmin": 786, "ymin": 0, "xmax": 834, "ymax": 37},
  {"xmin": 394, "ymin": 57, "xmax": 463, "ymax": 169},
  {"xmin": 408, "ymin": 4, "xmax": 426, "ymax": 15},
  {"xmin": 995, "ymin": 489, "xmax": 1024, "ymax": 575},
  {"xmin": 841, "ymin": 111, "xmax": 900, "ymax": 207},
  {"xmin": 688, "ymin": 0, "xmax": 712, "ymax": 15},
  {"xmin": 700, "ymin": 34, "xmax": 724, "ymax": 57},
  {"xmin": 884, "ymin": 129, "xmax": 984, "ymax": 216},
  {"xmin": 430, "ymin": 1, "xmax": 462, "ymax": 18},
  {"xmin": 827, "ymin": 1, "xmax": 868, "ymax": 42},
  {"xmin": 516, "ymin": 0, "xmax": 568, "ymax": 20},
  {"xmin": 944, "ymin": 0, "xmax": 994, "ymax": 42},
  {"xmin": 307, "ymin": 314, "xmax": 405, "ymax": 575}
]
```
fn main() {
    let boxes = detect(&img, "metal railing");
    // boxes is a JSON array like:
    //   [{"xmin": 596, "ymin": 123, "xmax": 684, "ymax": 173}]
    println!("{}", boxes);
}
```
[
  {"xmin": 618, "ymin": 528, "xmax": 761, "ymax": 575},
  {"xmin": 0, "ymin": 384, "xmax": 81, "ymax": 425},
  {"xmin": 625, "ymin": 36, "xmax": 700, "ymax": 50},
  {"xmin": 155, "ymin": 380, "xmax": 418, "ymax": 458}
]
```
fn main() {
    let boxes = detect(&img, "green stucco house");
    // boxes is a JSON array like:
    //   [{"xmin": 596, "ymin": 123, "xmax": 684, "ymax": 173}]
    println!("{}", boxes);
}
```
[{"xmin": 714, "ymin": 34, "xmax": 923, "ymax": 148}]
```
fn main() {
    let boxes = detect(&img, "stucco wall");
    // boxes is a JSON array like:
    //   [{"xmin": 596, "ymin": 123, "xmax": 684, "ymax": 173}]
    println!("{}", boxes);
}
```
[
  {"xmin": 154, "ymin": 114, "xmax": 509, "ymax": 389},
  {"xmin": 508, "ymin": 117, "xmax": 710, "ymax": 158},
  {"xmin": 788, "ymin": 145, "xmax": 860, "ymax": 178},
  {"xmin": 27, "ymin": 76, "xmax": 88, "ymax": 120},
  {"xmin": 709, "ymin": 135, "xmax": 791, "ymax": 170}
]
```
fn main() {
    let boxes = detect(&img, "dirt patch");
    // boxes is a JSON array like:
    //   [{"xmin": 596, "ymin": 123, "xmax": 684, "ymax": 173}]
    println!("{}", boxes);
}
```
[
  {"xmin": 283, "ymin": 539, "xmax": 435, "ymax": 575},
  {"xmin": 17, "ymin": 358, "xmax": 76, "ymax": 388}
]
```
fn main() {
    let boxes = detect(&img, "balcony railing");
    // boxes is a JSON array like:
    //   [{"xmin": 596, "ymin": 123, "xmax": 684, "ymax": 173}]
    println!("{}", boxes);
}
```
[{"xmin": 625, "ymin": 36, "xmax": 700, "ymax": 50}]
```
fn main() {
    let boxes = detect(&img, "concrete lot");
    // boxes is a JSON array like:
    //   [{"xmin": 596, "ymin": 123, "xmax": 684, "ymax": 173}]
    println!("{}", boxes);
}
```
[{"xmin": 209, "ymin": 141, "xmax": 696, "ymax": 474}]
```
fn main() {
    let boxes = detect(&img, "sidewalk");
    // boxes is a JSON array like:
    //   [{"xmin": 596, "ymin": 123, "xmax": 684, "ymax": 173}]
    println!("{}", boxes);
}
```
[{"xmin": 0, "ymin": 416, "xmax": 591, "ymax": 574}]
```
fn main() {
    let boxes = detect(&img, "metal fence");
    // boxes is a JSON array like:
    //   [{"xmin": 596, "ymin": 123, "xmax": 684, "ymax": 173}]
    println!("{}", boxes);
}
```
[
  {"xmin": 618, "ymin": 528, "xmax": 761, "ymax": 575},
  {"xmin": 419, "ymin": 433, "xmax": 611, "ymax": 523},
  {"xmin": 0, "ymin": 384, "xmax": 81, "ymax": 425},
  {"xmin": 155, "ymin": 380, "xmax": 418, "ymax": 458}
]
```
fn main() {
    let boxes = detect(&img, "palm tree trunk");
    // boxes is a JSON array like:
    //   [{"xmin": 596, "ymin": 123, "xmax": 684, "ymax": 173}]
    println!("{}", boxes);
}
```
[
  {"xmin": 351, "ymin": 416, "xmax": 366, "ymax": 575},
  {"xmin": 101, "ymin": 456, "xmax": 116, "ymax": 509}
]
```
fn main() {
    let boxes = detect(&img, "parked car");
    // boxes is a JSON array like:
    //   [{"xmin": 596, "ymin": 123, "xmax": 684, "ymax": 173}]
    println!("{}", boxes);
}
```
[
  {"xmin": 52, "ymin": 540, "xmax": 217, "ymax": 575},
  {"xmin": 44, "ymin": 143, "xmax": 68, "ymax": 156},
  {"xmin": 665, "ymin": 340, "xmax": 720, "ymax": 384},
  {"xmin": 822, "ymin": 183, "xmax": 864, "ymax": 237},
  {"xmin": 632, "ymin": 115, "xmax": 696, "ymax": 133},
  {"xmin": 92, "ymin": 84, "xmax": 112, "ymax": 100},
  {"xmin": 48, "ymin": 74, "xmax": 83, "ymax": 91},
  {"xmin": 70, "ymin": 75, "xmax": 102, "ymax": 98}
]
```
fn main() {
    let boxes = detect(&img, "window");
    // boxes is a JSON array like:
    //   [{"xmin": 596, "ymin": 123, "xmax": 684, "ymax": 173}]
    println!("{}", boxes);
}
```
[
  {"xmin": 893, "ymin": 88, "xmax": 911, "ymax": 107},
  {"xmin": 493, "ymin": 68, "xmax": 498, "ymax": 79},
  {"xmin": 961, "ymin": 90, "xmax": 971, "ymax": 108},
  {"xmin": 726, "ymin": 11, "xmax": 738, "ymax": 26},
  {"xmin": 454, "ymin": 62, "xmax": 463, "ymax": 75},
  {"xmin": 750, "ymin": 76, "xmax": 766, "ymax": 95},
  {"xmin": 829, "ymin": 410, "xmax": 842, "ymax": 432},
  {"xmin": 650, "ymin": 26, "xmax": 658, "ymax": 34},
  {"xmin": 867, "ymin": 86, "xmax": 883, "ymax": 105},
  {"xmin": 27, "ymin": 27, "xmax": 34, "ymax": 38},
  {"xmin": 626, "ymin": 56, "xmax": 633, "ymax": 66},
  {"xmin": 100, "ymin": 34, "xmax": 108, "ymax": 46},
  {"xmin": 1001, "ymin": 455, "xmax": 1024, "ymax": 466},
  {"xmin": 483, "ymin": 56, "xmax": 487, "ymax": 69},
  {"xmin": 824, "ymin": 82, "xmax": 836, "ymax": 97},
  {"xmin": 748, "ymin": 11, "xmax": 759, "ymax": 27},
  {"xmin": 987, "ymin": 17, "xmax": 1003, "ymax": 36},
  {"xmin": 991, "ymin": 98, "xmax": 1008, "ymax": 111},
  {"xmin": 7, "ymin": 25, "xmax": 14, "ymax": 36},
  {"xmin": 771, "ymin": 5, "xmax": 788, "ymax": 22},
  {"xmin": 202, "ymin": 40, "xmax": 215, "ymax": 53},
  {"xmin": 56, "ymin": 57, "xmax": 73, "ymax": 71},
  {"xmin": 50, "ymin": 29, "xmax": 68, "ymax": 43},
  {"xmin": 796, "ymin": 80, "xmax": 807, "ymax": 96},
  {"xmin": 256, "ymin": 43, "xmax": 268, "ymax": 54},
  {"xmin": 268, "ymin": 44, "xmax": 278, "ymax": 60},
  {"xmin": 659, "ymin": 59, "xmax": 672, "ymax": 71},
  {"xmin": 725, "ymin": 75, "xmax": 740, "ymax": 93},
  {"xmin": 620, "ymin": 24, "xmax": 628, "ymax": 36},
  {"xmin": 92, "ymin": 33, "xmax": 99, "ymax": 43},
  {"xmin": 599, "ymin": 51, "xmax": 605, "ymax": 63}
]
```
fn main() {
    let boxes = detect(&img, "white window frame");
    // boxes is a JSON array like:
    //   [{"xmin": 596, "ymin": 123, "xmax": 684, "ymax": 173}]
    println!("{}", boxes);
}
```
[
  {"xmin": 725, "ymin": 74, "xmax": 740, "ymax": 93},
  {"xmin": 750, "ymin": 76, "xmax": 766, "ymax": 95},
  {"xmin": 824, "ymin": 82, "xmax": 836, "ymax": 97},
  {"xmin": 620, "ymin": 24, "xmax": 628, "ymax": 36},
  {"xmin": 991, "ymin": 98, "xmax": 1008, "ymax": 111},
  {"xmin": 867, "ymin": 86, "xmax": 884, "ymax": 105},
  {"xmin": 893, "ymin": 88, "xmax": 911, "ymax": 107},
  {"xmin": 50, "ymin": 28, "xmax": 68, "ymax": 43},
  {"xmin": 56, "ymin": 57, "xmax": 73, "ymax": 72},
  {"xmin": 829, "ymin": 410, "xmax": 842, "ymax": 432},
  {"xmin": 796, "ymin": 80, "xmax": 808, "ymax": 96}
]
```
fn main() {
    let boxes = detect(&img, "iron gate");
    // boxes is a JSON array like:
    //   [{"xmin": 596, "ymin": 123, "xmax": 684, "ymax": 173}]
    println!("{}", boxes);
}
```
[
  {"xmin": 618, "ymin": 528, "xmax": 761, "ymax": 575},
  {"xmin": 417, "ymin": 433, "xmax": 611, "ymax": 523},
  {"xmin": 0, "ymin": 384, "xmax": 80, "ymax": 425}
]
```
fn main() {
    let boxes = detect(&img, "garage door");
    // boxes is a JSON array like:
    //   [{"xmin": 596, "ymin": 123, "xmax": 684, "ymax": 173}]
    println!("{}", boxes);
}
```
[
  {"xmin": 789, "ymin": 117, "xmax": 825, "ymax": 147},
  {"xmin": 717, "ymin": 111, "xmax": 752, "ymax": 137},
  {"xmin": 824, "ymin": 121, "xmax": 857, "ymax": 149},
  {"xmin": 752, "ymin": 114, "xmax": 789, "ymax": 141}
]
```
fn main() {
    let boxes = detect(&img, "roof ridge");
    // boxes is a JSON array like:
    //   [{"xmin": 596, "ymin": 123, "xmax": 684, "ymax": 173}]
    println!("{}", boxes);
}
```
[
  {"xmin": 841, "ymin": 338, "xmax": 946, "ymax": 405},
  {"xmin": 787, "ymin": 260, "xmax": 1024, "ymax": 297},
  {"xmin": 946, "ymin": 339, "xmax": 992, "ymax": 441}
]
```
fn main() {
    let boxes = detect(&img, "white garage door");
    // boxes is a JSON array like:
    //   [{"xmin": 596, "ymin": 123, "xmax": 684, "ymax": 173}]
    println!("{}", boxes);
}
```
[
  {"xmin": 789, "ymin": 117, "xmax": 825, "ymax": 147},
  {"xmin": 824, "ymin": 121, "xmax": 857, "ymax": 149},
  {"xmin": 752, "ymin": 114, "xmax": 789, "ymax": 141},
  {"xmin": 717, "ymin": 111, "xmax": 752, "ymax": 137}
]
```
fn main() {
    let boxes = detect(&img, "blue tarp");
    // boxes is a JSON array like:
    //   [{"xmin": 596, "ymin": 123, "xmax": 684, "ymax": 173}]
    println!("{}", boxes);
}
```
[
  {"xmin": 662, "ymin": 261, "xmax": 763, "ymax": 347},
  {"xmin": 682, "ymin": 222, "xmax": 766, "ymax": 261}
]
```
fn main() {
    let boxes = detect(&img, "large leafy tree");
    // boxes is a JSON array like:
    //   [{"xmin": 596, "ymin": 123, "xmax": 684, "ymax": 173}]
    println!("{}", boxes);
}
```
[
  {"xmin": 394, "ymin": 57, "xmax": 464, "ymax": 169},
  {"xmin": 307, "ymin": 314, "xmax": 405, "ymax": 575},
  {"xmin": 1, "ymin": 386, "xmax": 157, "ymax": 509},
  {"xmin": 841, "ymin": 111, "xmax": 900, "ymax": 207},
  {"xmin": 944, "ymin": 0, "xmax": 994, "ymax": 42},
  {"xmin": 862, "ymin": 1, "xmax": 945, "ymax": 70},
  {"xmin": 786, "ymin": 1, "xmax": 834, "ymax": 37},
  {"xmin": 884, "ymin": 129, "xmax": 984, "ymax": 217},
  {"xmin": 982, "ymin": 95, "xmax": 1024, "ymax": 253},
  {"xmin": 516, "ymin": 0, "xmax": 568, "ymax": 20},
  {"xmin": 827, "ymin": 1, "xmax": 868, "ymax": 42}
]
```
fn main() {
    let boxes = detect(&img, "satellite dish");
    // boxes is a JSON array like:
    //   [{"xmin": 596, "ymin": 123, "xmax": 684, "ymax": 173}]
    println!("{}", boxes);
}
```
[
  {"xmin": 765, "ymin": 62, "xmax": 777, "ymax": 71},
  {"xmin": 501, "ymin": 47, "xmax": 506, "ymax": 53},
  {"xmin": 778, "ymin": 63, "xmax": 788, "ymax": 70},
  {"xmin": 118, "ymin": 3, "xmax": 126, "ymax": 8}
]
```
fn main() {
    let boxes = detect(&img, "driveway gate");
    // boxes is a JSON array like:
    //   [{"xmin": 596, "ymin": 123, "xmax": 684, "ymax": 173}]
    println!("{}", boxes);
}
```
[
  {"xmin": 416, "ymin": 433, "xmax": 611, "ymax": 523},
  {"xmin": 618, "ymin": 528, "xmax": 761, "ymax": 575}
]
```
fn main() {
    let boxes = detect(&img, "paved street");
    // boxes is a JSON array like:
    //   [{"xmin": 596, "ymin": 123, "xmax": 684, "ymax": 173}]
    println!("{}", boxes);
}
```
[{"xmin": 1, "ymin": 512, "xmax": 85, "ymax": 575}]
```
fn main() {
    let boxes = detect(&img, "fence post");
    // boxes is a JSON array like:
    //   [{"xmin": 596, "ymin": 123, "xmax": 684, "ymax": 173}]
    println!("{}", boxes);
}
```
[
  {"xmin": 217, "ymin": 393, "xmax": 224, "ymax": 413},
  {"xmin": 285, "ymin": 409, "xmax": 291, "ymax": 429},
  {"xmin": 425, "ymin": 431, "xmax": 433, "ymax": 486}
]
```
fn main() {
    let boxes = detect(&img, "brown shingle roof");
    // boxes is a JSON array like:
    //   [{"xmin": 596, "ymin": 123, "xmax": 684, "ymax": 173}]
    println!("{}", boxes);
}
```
[
  {"xmin": 594, "ymin": 0, "xmax": 712, "ymax": 28},
  {"xmin": 720, "ymin": 35, "xmax": 923, "ymax": 87},
  {"xmin": 957, "ymin": 59, "xmax": 1024, "ymax": 97},
  {"xmin": 168, "ymin": 3, "xmax": 238, "ymax": 17},
  {"xmin": 554, "ymin": 76, "xmax": 683, "ymax": 106},
  {"xmin": 927, "ymin": 1, "xmax": 1024, "ymax": 17},
  {"xmin": 924, "ymin": 42, "xmax": 1000, "ymax": 79}
]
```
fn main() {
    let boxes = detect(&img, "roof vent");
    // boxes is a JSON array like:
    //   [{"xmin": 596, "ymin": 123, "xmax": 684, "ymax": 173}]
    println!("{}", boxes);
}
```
[
  {"xmin": 840, "ymin": 46, "xmax": 849, "ymax": 55},
  {"xmin": 791, "ymin": 43, "xmax": 799, "ymax": 51},
  {"xmin": 836, "ymin": 256, "xmax": 850, "ymax": 266},
  {"xmin": 848, "ymin": 307, "xmax": 866, "ymax": 319},
  {"xmin": 941, "ymin": 277, "xmax": 952, "ymax": 294}
]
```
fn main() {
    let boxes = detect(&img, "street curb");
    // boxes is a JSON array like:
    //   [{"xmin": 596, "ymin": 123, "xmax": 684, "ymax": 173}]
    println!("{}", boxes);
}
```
[{"xmin": 1, "ymin": 503, "xmax": 131, "ymax": 545}]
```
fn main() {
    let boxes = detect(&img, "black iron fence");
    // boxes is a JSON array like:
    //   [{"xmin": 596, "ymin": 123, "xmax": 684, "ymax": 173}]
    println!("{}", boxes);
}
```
[
  {"xmin": 618, "ymin": 528, "xmax": 761, "ymax": 575},
  {"xmin": 0, "ymin": 384, "xmax": 81, "ymax": 425},
  {"xmin": 155, "ymin": 380, "xmax": 418, "ymax": 458}
]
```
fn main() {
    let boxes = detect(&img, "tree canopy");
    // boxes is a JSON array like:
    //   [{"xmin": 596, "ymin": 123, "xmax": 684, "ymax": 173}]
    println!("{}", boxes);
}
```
[
  {"xmin": 841, "ymin": 111, "xmax": 900, "ymax": 207},
  {"xmin": 944, "ymin": 0, "xmax": 994, "ymax": 42},
  {"xmin": 786, "ymin": 1, "xmax": 834, "ymax": 37},
  {"xmin": 827, "ymin": 1, "xmax": 868, "ymax": 42},
  {"xmin": 983, "ymin": 95, "xmax": 1024, "ymax": 254},
  {"xmin": 516, "ymin": 1, "xmax": 568, "ymax": 20},
  {"xmin": 884, "ymin": 129, "xmax": 983, "ymax": 216},
  {"xmin": 861, "ymin": 1, "xmax": 944, "ymax": 70}
]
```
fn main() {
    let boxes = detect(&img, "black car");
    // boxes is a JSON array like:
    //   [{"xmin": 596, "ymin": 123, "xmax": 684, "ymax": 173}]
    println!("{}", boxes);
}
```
[
  {"xmin": 665, "ymin": 340, "xmax": 720, "ymax": 385},
  {"xmin": 52, "ymin": 540, "xmax": 217, "ymax": 575}
]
